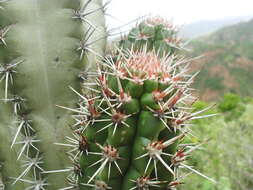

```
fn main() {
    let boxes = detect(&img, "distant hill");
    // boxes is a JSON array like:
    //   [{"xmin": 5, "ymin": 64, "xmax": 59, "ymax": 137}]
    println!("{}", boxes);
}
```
[
  {"xmin": 188, "ymin": 19, "xmax": 253, "ymax": 101},
  {"xmin": 180, "ymin": 15, "xmax": 253, "ymax": 39}
]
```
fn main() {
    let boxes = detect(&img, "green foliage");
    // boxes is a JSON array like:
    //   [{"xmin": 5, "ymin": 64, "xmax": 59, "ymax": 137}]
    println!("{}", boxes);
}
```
[
  {"xmin": 218, "ymin": 93, "xmax": 246, "ymax": 121},
  {"xmin": 220, "ymin": 105, "xmax": 253, "ymax": 190},
  {"xmin": 192, "ymin": 101, "xmax": 209, "ymax": 111},
  {"xmin": 230, "ymin": 67, "xmax": 253, "ymax": 96},
  {"xmin": 182, "ymin": 96, "xmax": 253, "ymax": 190},
  {"xmin": 205, "ymin": 76, "xmax": 224, "ymax": 91},
  {"xmin": 218, "ymin": 93, "xmax": 241, "ymax": 112}
]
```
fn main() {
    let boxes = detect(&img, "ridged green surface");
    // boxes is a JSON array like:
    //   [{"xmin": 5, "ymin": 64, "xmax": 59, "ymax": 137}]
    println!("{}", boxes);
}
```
[
  {"xmin": 0, "ymin": 106, "xmax": 27, "ymax": 190},
  {"xmin": 61, "ymin": 47, "xmax": 214, "ymax": 189},
  {"xmin": 57, "ymin": 17, "xmax": 216, "ymax": 190},
  {"xmin": 116, "ymin": 18, "xmax": 189, "ymax": 189},
  {"xmin": 0, "ymin": 0, "xmax": 106, "ymax": 189}
]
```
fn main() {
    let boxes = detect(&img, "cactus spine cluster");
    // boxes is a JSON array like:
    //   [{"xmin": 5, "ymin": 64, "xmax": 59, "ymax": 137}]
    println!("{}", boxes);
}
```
[
  {"xmin": 0, "ymin": 0, "xmax": 106, "ymax": 189},
  {"xmin": 119, "ymin": 16, "xmax": 184, "ymax": 56},
  {"xmin": 58, "ymin": 17, "xmax": 216, "ymax": 189}
]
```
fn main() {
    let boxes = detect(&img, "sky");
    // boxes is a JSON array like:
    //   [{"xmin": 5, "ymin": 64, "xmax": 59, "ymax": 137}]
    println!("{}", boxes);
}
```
[{"xmin": 105, "ymin": 0, "xmax": 253, "ymax": 30}]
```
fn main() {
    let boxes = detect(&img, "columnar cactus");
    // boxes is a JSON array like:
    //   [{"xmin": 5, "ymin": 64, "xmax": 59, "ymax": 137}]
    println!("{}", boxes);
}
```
[
  {"xmin": 0, "ymin": 0, "xmax": 106, "ymax": 189},
  {"xmin": 59, "ymin": 46, "xmax": 216, "ymax": 189}
]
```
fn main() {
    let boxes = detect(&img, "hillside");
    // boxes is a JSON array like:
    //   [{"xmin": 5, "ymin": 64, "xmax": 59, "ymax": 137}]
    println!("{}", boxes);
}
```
[
  {"xmin": 179, "ymin": 15, "xmax": 253, "ymax": 38},
  {"xmin": 188, "ymin": 19, "xmax": 253, "ymax": 101}
]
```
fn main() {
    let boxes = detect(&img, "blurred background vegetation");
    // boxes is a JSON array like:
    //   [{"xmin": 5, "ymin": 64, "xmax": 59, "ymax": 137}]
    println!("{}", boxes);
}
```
[
  {"xmin": 108, "ymin": 15, "xmax": 253, "ymax": 189},
  {"xmin": 178, "ymin": 18, "xmax": 253, "ymax": 190},
  {"xmin": 187, "ymin": 19, "xmax": 253, "ymax": 101},
  {"xmin": 177, "ymin": 93, "xmax": 253, "ymax": 190}
]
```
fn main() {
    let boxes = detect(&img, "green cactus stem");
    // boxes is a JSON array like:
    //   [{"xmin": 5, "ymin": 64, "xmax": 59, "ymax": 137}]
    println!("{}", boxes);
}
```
[
  {"xmin": 119, "ymin": 16, "xmax": 185, "ymax": 56},
  {"xmin": 59, "ymin": 48, "xmax": 217, "ymax": 189},
  {"xmin": 0, "ymin": 0, "xmax": 106, "ymax": 189}
]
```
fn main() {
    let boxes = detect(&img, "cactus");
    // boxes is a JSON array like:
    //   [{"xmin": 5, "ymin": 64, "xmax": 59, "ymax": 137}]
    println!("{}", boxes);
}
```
[
  {"xmin": 58, "ymin": 41, "xmax": 217, "ymax": 189},
  {"xmin": 119, "ymin": 16, "xmax": 185, "ymax": 56},
  {"xmin": 0, "ymin": 0, "xmax": 106, "ymax": 189}
]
